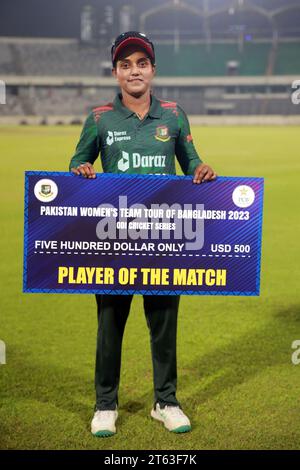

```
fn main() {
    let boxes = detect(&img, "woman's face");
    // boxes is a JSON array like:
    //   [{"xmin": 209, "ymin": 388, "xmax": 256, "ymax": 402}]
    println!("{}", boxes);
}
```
[{"xmin": 112, "ymin": 46, "xmax": 156, "ymax": 98}]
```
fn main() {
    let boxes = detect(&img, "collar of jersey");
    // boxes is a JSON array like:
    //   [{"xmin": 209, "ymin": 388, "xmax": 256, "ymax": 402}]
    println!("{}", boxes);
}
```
[{"xmin": 113, "ymin": 93, "xmax": 162, "ymax": 119}]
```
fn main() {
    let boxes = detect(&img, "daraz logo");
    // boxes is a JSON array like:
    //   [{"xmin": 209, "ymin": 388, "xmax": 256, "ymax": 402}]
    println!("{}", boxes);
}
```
[
  {"xmin": 106, "ymin": 130, "xmax": 131, "ymax": 146},
  {"xmin": 118, "ymin": 151, "xmax": 130, "ymax": 171},
  {"xmin": 118, "ymin": 151, "xmax": 166, "ymax": 172}
]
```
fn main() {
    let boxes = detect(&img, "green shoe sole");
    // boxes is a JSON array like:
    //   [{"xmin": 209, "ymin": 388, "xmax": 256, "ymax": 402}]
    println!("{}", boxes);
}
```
[
  {"xmin": 171, "ymin": 425, "xmax": 192, "ymax": 434},
  {"xmin": 93, "ymin": 430, "xmax": 115, "ymax": 438}
]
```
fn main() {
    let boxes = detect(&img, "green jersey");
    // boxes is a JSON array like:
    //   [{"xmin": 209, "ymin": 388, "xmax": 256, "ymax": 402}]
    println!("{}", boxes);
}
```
[{"xmin": 69, "ymin": 92, "xmax": 202, "ymax": 176}]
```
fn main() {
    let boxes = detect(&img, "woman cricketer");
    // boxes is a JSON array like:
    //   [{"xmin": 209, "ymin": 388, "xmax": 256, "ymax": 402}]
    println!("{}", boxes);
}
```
[{"xmin": 69, "ymin": 31, "xmax": 217, "ymax": 437}]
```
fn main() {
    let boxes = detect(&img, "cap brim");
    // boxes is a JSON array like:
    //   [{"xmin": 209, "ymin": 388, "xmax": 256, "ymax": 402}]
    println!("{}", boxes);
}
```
[{"xmin": 113, "ymin": 37, "xmax": 154, "ymax": 63}]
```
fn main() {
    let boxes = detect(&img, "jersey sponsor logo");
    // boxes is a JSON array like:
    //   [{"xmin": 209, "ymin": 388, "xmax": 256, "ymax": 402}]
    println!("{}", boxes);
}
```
[
  {"xmin": 118, "ymin": 151, "xmax": 166, "ymax": 172},
  {"xmin": 118, "ymin": 151, "xmax": 130, "ymax": 172},
  {"xmin": 155, "ymin": 125, "xmax": 170, "ymax": 142},
  {"xmin": 106, "ymin": 130, "xmax": 131, "ymax": 146}
]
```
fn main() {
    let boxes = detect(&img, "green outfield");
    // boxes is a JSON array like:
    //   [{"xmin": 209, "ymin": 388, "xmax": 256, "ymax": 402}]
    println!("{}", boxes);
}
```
[{"xmin": 0, "ymin": 125, "xmax": 299, "ymax": 450}]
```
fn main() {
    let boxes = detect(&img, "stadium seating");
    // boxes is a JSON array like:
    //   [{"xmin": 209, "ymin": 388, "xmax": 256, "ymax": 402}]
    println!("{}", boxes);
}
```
[
  {"xmin": 0, "ymin": 41, "xmax": 104, "ymax": 76},
  {"xmin": 1, "ymin": 39, "xmax": 300, "ymax": 77},
  {"xmin": 274, "ymin": 42, "xmax": 300, "ymax": 75},
  {"xmin": 1, "ymin": 86, "xmax": 297, "ymax": 119},
  {"xmin": 0, "ymin": 36, "xmax": 299, "ymax": 118},
  {"xmin": 0, "ymin": 93, "xmax": 23, "ymax": 115},
  {"xmin": 155, "ymin": 43, "xmax": 271, "ymax": 76},
  {"xmin": 0, "ymin": 43, "xmax": 17, "ymax": 74},
  {"xmin": 0, "ymin": 87, "xmax": 116, "ymax": 117}
]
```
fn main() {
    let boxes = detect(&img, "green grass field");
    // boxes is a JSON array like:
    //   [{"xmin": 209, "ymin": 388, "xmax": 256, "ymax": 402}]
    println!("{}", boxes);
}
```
[{"xmin": 0, "ymin": 125, "xmax": 300, "ymax": 450}]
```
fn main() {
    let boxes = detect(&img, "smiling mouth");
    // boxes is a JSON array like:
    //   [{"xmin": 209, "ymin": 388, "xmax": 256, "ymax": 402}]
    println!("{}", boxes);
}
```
[{"xmin": 129, "ymin": 79, "xmax": 143, "ymax": 82}]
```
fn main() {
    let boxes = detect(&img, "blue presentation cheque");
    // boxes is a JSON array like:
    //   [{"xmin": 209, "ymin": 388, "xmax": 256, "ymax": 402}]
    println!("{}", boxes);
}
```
[{"xmin": 23, "ymin": 171, "xmax": 264, "ymax": 296}]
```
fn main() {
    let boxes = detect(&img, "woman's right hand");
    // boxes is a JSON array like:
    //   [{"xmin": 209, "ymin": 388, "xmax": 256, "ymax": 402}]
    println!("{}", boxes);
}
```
[{"xmin": 71, "ymin": 162, "xmax": 96, "ymax": 178}]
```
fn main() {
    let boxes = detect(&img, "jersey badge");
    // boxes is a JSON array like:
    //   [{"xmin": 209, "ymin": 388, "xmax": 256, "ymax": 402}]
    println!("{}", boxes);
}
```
[{"xmin": 155, "ymin": 125, "xmax": 170, "ymax": 142}]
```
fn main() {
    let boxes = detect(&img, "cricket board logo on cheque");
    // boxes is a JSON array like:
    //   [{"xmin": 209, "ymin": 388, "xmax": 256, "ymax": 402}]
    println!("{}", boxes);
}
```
[
  {"xmin": 34, "ymin": 179, "xmax": 58, "ymax": 202},
  {"xmin": 232, "ymin": 185, "xmax": 255, "ymax": 208}
]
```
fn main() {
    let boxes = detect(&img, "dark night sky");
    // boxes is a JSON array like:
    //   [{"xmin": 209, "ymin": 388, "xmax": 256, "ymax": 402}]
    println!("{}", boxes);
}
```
[
  {"xmin": 0, "ymin": 0, "xmax": 166, "ymax": 38},
  {"xmin": 0, "ymin": 0, "xmax": 98, "ymax": 38},
  {"xmin": 0, "ymin": 0, "xmax": 294, "ymax": 38}
]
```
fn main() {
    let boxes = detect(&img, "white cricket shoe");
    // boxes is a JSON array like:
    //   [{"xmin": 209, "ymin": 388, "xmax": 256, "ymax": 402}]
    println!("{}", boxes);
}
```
[
  {"xmin": 151, "ymin": 403, "xmax": 191, "ymax": 433},
  {"xmin": 91, "ymin": 408, "xmax": 118, "ymax": 437}
]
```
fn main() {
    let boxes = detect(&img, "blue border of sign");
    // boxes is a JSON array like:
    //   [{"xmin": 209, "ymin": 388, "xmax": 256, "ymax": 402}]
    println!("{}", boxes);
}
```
[{"xmin": 23, "ymin": 171, "xmax": 264, "ymax": 296}]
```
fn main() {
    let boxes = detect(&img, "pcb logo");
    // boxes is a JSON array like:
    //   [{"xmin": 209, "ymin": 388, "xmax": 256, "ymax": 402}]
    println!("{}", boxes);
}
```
[
  {"xmin": 232, "ymin": 185, "xmax": 255, "ymax": 208},
  {"xmin": 155, "ymin": 125, "xmax": 170, "ymax": 142},
  {"xmin": 34, "ymin": 178, "xmax": 58, "ymax": 202}
]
